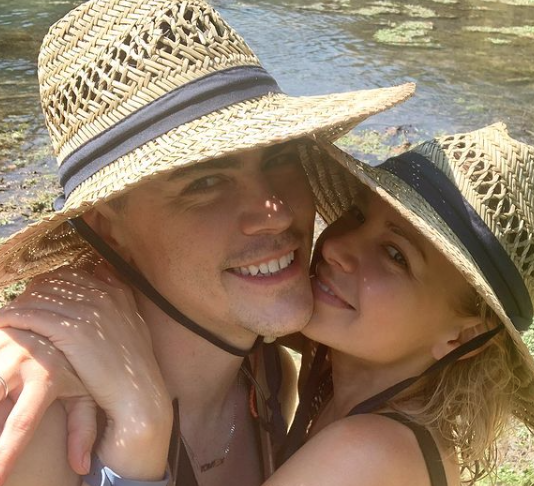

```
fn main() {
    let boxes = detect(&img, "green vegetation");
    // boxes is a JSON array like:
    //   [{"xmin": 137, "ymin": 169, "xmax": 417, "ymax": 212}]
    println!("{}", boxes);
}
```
[
  {"xmin": 337, "ymin": 126, "xmax": 424, "ymax": 162},
  {"xmin": 29, "ymin": 190, "xmax": 56, "ymax": 216},
  {"xmin": 524, "ymin": 326, "xmax": 534, "ymax": 354},
  {"xmin": 465, "ymin": 25, "xmax": 534, "ymax": 40},
  {"xmin": 483, "ymin": 0, "xmax": 534, "ymax": 5},
  {"xmin": 488, "ymin": 37, "xmax": 513, "ymax": 44},
  {"xmin": 0, "ymin": 122, "xmax": 30, "ymax": 169},
  {"xmin": 493, "ymin": 465, "xmax": 534, "ymax": 486},
  {"xmin": 0, "ymin": 118, "xmax": 59, "ymax": 241},
  {"xmin": 0, "ymin": 281, "xmax": 27, "ymax": 306},
  {"xmin": 356, "ymin": 4, "xmax": 401, "ymax": 16},
  {"xmin": 374, "ymin": 21, "xmax": 438, "ymax": 47},
  {"xmin": 478, "ymin": 423, "xmax": 534, "ymax": 485},
  {"xmin": 355, "ymin": 2, "xmax": 436, "ymax": 18},
  {"xmin": 338, "ymin": 129, "xmax": 399, "ymax": 159},
  {"xmin": 405, "ymin": 4, "xmax": 437, "ymax": 17},
  {"xmin": 0, "ymin": 126, "xmax": 27, "ymax": 146}
]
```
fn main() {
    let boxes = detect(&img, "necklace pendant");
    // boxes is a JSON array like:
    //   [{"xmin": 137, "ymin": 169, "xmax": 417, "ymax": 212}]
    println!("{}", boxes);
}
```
[{"xmin": 200, "ymin": 457, "xmax": 225, "ymax": 472}]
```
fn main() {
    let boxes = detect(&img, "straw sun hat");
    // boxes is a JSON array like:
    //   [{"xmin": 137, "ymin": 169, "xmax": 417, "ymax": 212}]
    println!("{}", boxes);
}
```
[
  {"xmin": 0, "ymin": 0, "xmax": 414, "ymax": 288},
  {"xmin": 309, "ymin": 123, "xmax": 534, "ymax": 424}
]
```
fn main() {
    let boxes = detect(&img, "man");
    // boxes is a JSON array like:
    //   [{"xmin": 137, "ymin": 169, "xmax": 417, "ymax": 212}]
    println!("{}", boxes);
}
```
[{"xmin": 0, "ymin": 0, "xmax": 414, "ymax": 484}]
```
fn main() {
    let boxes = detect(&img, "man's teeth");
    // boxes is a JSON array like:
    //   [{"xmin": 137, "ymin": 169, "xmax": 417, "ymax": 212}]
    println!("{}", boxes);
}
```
[
  {"xmin": 317, "ymin": 279, "xmax": 336, "ymax": 296},
  {"xmin": 235, "ymin": 251, "xmax": 295, "ymax": 277}
]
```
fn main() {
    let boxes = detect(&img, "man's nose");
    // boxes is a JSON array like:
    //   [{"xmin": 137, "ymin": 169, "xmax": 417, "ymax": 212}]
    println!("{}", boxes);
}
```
[{"xmin": 239, "ymin": 189, "xmax": 294, "ymax": 236}]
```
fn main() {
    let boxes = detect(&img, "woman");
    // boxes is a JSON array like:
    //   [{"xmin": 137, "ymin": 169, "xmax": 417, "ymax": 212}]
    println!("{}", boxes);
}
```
[{"xmin": 263, "ymin": 122, "xmax": 534, "ymax": 486}]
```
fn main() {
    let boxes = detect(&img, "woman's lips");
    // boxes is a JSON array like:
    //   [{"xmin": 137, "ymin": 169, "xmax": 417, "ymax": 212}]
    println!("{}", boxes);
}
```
[{"xmin": 311, "ymin": 275, "xmax": 354, "ymax": 309}]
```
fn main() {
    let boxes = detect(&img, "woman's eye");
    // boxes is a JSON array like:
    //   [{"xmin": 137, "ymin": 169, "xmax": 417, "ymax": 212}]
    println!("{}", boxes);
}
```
[
  {"xmin": 347, "ymin": 205, "xmax": 365, "ymax": 224},
  {"xmin": 183, "ymin": 175, "xmax": 224, "ymax": 193},
  {"xmin": 385, "ymin": 245, "xmax": 408, "ymax": 268}
]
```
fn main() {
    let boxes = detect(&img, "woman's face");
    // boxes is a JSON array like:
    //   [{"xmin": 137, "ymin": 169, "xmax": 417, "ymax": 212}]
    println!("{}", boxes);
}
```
[{"xmin": 304, "ymin": 188, "xmax": 474, "ymax": 371}]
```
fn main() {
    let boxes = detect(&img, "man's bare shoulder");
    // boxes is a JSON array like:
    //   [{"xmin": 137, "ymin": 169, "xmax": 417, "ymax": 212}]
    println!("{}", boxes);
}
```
[
  {"xmin": 265, "ymin": 413, "xmax": 451, "ymax": 486},
  {"xmin": 1, "ymin": 398, "xmax": 80, "ymax": 486}
]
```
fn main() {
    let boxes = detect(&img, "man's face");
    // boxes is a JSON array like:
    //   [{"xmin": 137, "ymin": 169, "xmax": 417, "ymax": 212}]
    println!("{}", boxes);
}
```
[{"xmin": 104, "ymin": 142, "xmax": 316, "ymax": 345}]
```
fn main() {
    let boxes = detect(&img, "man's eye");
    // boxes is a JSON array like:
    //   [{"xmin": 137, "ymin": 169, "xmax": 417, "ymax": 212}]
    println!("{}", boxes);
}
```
[
  {"xmin": 183, "ymin": 175, "xmax": 224, "ymax": 193},
  {"xmin": 385, "ymin": 245, "xmax": 408, "ymax": 268}
]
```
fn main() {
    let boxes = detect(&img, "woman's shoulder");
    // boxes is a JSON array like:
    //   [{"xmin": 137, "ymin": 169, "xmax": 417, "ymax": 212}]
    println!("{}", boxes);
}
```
[
  {"xmin": 267, "ymin": 413, "xmax": 456, "ymax": 486},
  {"xmin": 321, "ymin": 413, "xmax": 436, "ymax": 470},
  {"xmin": 0, "ymin": 398, "xmax": 80, "ymax": 486},
  {"xmin": 317, "ymin": 414, "xmax": 459, "ymax": 486}
]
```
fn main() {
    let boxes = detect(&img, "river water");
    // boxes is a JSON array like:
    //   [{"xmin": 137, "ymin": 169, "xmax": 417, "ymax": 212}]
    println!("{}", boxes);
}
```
[{"xmin": 0, "ymin": 0, "xmax": 533, "ymax": 237}]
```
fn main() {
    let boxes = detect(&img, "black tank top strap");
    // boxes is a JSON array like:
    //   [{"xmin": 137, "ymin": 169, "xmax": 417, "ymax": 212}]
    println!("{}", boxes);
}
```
[
  {"xmin": 262, "ymin": 342, "xmax": 288, "ymax": 451},
  {"xmin": 279, "ymin": 344, "xmax": 329, "ymax": 464},
  {"xmin": 177, "ymin": 440, "xmax": 199, "ymax": 486},
  {"xmin": 376, "ymin": 412, "xmax": 448, "ymax": 486},
  {"xmin": 166, "ymin": 399, "xmax": 199, "ymax": 486}
]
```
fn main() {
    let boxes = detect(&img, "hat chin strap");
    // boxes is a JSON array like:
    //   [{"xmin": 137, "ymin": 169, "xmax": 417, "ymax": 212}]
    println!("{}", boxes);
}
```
[
  {"xmin": 67, "ymin": 216, "xmax": 262, "ymax": 358},
  {"xmin": 345, "ymin": 323, "xmax": 504, "ymax": 415},
  {"xmin": 280, "ymin": 324, "xmax": 504, "ymax": 464}
]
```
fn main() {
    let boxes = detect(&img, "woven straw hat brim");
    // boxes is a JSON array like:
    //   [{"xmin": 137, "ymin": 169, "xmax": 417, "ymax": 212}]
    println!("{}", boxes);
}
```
[
  {"xmin": 0, "ymin": 83, "xmax": 414, "ymax": 288},
  {"xmin": 315, "ymin": 140, "xmax": 534, "ymax": 383},
  {"xmin": 63, "ymin": 85, "xmax": 415, "ymax": 210}
]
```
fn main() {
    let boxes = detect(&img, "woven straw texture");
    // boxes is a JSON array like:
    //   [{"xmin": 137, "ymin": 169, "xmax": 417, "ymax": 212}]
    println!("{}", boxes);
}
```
[
  {"xmin": 312, "ymin": 123, "xmax": 534, "ymax": 428},
  {"xmin": 0, "ymin": 0, "xmax": 414, "ymax": 287},
  {"xmin": 38, "ymin": 0, "xmax": 261, "ymax": 162}
]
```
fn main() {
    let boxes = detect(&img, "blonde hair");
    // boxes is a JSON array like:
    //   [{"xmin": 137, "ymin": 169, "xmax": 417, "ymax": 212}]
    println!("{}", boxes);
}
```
[{"xmin": 391, "ymin": 293, "xmax": 534, "ymax": 485}]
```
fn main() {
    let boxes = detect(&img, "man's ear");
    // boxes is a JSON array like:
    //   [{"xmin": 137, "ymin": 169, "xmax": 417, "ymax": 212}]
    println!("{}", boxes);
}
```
[
  {"xmin": 81, "ymin": 207, "xmax": 131, "ymax": 260},
  {"xmin": 431, "ymin": 317, "xmax": 489, "ymax": 361}
]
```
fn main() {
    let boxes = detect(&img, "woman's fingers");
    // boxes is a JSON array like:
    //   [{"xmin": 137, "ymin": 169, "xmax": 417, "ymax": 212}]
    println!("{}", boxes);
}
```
[
  {"xmin": 0, "ymin": 308, "xmax": 86, "ymax": 350},
  {"xmin": 0, "ymin": 347, "xmax": 22, "ymax": 404},
  {"xmin": 34, "ymin": 264, "xmax": 135, "ymax": 303},
  {"xmin": 0, "ymin": 379, "xmax": 55, "ymax": 484},
  {"xmin": 0, "ymin": 327, "xmax": 90, "ymax": 482},
  {"xmin": 64, "ymin": 396, "xmax": 98, "ymax": 475}
]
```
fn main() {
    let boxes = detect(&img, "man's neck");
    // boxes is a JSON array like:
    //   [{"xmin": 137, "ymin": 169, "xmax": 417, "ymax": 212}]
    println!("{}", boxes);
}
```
[
  {"xmin": 135, "ymin": 295, "xmax": 252, "ymax": 425},
  {"xmin": 136, "ymin": 297, "xmax": 264, "ymax": 486}
]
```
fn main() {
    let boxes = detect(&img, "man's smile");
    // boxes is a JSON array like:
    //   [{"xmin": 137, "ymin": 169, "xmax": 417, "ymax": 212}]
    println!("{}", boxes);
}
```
[{"xmin": 231, "ymin": 250, "xmax": 296, "ymax": 277}]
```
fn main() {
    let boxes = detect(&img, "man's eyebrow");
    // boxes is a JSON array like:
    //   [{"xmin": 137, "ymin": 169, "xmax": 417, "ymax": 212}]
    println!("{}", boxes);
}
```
[
  {"xmin": 386, "ymin": 221, "xmax": 427, "ymax": 262},
  {"xmin": 166, "ymin": 157, "xmax": 243, "ymax": 181},
  {"xmin": 166, "ymin": 142, "xmax": 299, "ymax": 181}
]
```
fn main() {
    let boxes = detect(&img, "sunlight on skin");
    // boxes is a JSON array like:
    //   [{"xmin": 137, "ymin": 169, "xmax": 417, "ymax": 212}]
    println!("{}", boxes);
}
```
[
  {"xmin": 0, "ymin": 267, "xmax": 176, "ymax": 482},
  {"xmin": 266, "ymin": 197, "xmax": 288, "ymax": 217}
]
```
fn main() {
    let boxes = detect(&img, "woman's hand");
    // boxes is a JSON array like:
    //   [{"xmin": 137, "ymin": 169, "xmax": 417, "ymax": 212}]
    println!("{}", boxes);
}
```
[
  {"xmin": 0, "ymin": 265, "xmax": 173, "ymax": 480},
  {"xmin": 0, "ymin": 328, "xmax": 96, "ymax": 484}
]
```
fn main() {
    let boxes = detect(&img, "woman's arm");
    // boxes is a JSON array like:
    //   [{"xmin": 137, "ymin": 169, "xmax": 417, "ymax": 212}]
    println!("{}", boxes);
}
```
[
  {"xmin": 0, "ymin": 265, "xmax": 173, "ymax": 483},
  {"xmin": 1, "ymin": 398, "xmax": 81, "ymax": 486},
  {"xmin": 0, "ymin": 327, "xmax": 94, "ymax": 482}
]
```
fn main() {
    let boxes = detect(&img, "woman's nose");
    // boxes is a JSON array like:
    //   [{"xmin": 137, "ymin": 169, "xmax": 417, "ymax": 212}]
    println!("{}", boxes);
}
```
[{"xmin": 320, "ymin": 225, "xmax": 360, "ymax": 274}]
